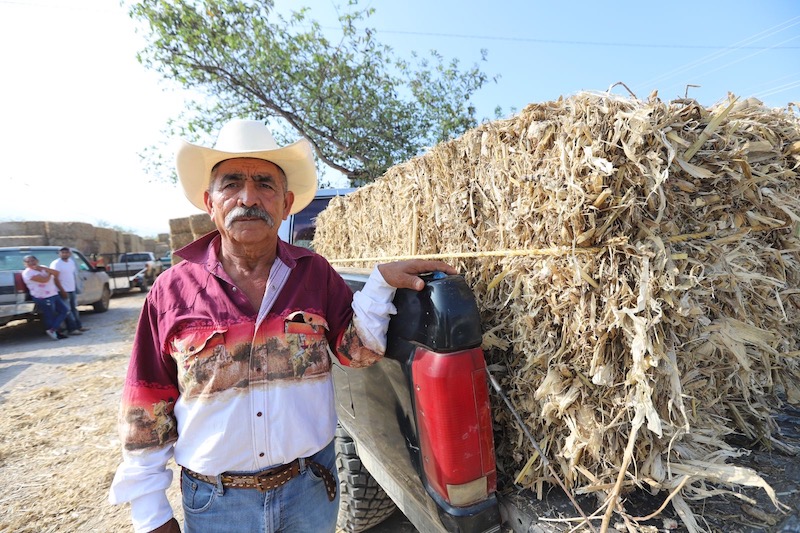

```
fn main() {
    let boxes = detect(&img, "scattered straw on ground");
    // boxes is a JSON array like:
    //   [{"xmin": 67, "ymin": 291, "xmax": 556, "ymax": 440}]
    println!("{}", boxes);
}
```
[{"xmin": 0, "ymin": 354, "xmax": 183, "ymax": 533}]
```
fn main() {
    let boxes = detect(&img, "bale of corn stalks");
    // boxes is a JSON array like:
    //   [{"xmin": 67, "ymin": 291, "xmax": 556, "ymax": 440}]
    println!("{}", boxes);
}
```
[{"xmin": 314, "ymin": 91, "xmax": 800, "ymax": 531}]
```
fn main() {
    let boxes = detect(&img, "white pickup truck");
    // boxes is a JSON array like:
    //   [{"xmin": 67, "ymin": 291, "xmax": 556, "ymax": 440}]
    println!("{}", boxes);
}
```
[
  {"xmin": 0, "ymin": 246, "xmax": 112, "ymax": 327},
  {"xmin": 106, "ymin": 252, "xmax": 163, "ymax": 293}
]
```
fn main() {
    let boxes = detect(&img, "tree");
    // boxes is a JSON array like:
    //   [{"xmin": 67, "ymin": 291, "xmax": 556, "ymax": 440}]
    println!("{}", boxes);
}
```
[{"xmin": 127, "ymin": 0, "xmax": 500, "ymax": 185}]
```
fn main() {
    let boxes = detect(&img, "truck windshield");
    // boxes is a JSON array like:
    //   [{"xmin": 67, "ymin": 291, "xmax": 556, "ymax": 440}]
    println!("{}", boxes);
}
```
[
  {"xmin": 0, "ymin": 249, "xmax": 60, "ymax": 271},
  {"xmin": 0, "ymin": 249, "xmax": 92, "ymax": 271},
  {"xmin": 292, "ymin": 197, "xmax": 331, "ymax": 250}
]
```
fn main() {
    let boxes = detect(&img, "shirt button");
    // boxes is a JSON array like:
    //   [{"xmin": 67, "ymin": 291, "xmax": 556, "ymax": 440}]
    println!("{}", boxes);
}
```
[
  {"xmin": 259, "ymin": 452, "xmax": 265, "ymax": 457},
  {"xmin": 257, "ymin": 412, "xmax": 263, "ymax": 417},
  {"xmin": 232, "ymin": 287, "xmax": 237, "ymax": 292}
]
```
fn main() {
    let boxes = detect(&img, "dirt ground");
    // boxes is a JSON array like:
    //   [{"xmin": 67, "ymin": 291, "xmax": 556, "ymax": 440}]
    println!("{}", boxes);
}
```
[
  {"xmin": 0, "ymin": 292, "xmax": 797, "ymax": 533},
  {"xmin": 0, "ymin": 291, "xmax": 415, "ymax": 533}
]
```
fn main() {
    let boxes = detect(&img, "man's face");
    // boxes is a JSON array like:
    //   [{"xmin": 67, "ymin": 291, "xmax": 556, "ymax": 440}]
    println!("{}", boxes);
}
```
[
  {"xmin": 204, "ymin": 158, "xmax": 295, "ymax": 246},
  {"xmin": 24, "ymin": 257, "xmax": 39, "ymax": 268},
  {"xmin": 59, "ymin": 249, "xmax": 71, "ymax": 260}
]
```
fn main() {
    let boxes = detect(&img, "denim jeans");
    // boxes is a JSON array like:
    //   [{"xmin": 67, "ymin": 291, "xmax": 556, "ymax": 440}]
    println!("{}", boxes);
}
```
[
  {"xmin": 181, "ymin": 440, "xmax": 339, "ymax": 533},
  {"xmin": 61, "ymin": 291, "xmax": 81, "ymax": 330},
  {"xmin": 33, "ymin": 294, "xmax": 69, "ymax": 332}
]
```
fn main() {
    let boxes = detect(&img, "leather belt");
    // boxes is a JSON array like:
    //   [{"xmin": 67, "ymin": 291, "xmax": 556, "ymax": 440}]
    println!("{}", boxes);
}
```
[{"xmin": 183, "ymin": 458, "xmax": 336, "ymax": 501}]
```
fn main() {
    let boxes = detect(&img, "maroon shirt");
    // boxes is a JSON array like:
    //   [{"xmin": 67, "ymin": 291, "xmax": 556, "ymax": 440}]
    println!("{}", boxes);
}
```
[{"xmin": 118, "ymin": 231, "xmax": 377, "ymax": 457}]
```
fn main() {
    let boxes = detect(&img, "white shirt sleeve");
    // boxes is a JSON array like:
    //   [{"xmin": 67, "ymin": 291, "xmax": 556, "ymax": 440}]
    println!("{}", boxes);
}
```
[
  {"xmin": 351, "ymin": 266, "xmax": 397, "ymax": 354},
  {"xmin": 108, "ymin": 445, "xmax": 175, "ymax": 533}
]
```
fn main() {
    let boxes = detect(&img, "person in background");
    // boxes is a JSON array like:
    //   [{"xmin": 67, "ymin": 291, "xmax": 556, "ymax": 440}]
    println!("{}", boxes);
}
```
[
  {"xmin": 108, "ymin": 119, "xmax": 455, "ymax": 533},
  {"xmin": 21, "ymin": 255, "xmax": 70, "ymax": 340},
  {"xmin": 50, "ymin": 247, "xmax": 89, "ymax": 335}
]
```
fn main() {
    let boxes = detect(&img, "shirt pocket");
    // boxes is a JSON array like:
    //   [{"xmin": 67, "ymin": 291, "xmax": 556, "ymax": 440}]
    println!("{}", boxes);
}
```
[
  {"xmin": 283, "ymin": 311, "xmax": 331, "ymax": 378},
  {"xmin": 168, "ymin": 326, "xmax": 239, "ymax": 398}
]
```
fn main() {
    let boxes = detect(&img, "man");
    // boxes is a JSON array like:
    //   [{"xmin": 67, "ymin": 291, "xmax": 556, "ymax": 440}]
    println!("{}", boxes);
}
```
[
  {"xmin": 50, "ymin": 247, "xmax": 89, "ymax": 335},
  {"xmin": 109, "ymin": 119, "xmax": 455, "ymax": 533},
  {"xmin": 21, "ymin": 255, "xmax": 70, "ymax": 340}
]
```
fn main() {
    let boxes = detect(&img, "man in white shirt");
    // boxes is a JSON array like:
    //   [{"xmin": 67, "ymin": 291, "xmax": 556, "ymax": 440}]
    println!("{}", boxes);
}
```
[{"xmin": 50, "ymin": 247, "xmax": 89, "ymax": 335}]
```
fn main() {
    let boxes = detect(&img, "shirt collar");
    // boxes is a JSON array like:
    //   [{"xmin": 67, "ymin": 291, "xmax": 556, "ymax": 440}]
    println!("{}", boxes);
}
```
[{"xmin": 175, "ymin": 230, "xmax": 315, "ymax": 271}]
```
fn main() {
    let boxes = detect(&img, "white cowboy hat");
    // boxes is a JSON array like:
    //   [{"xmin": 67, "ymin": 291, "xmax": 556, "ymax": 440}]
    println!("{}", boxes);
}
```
[{"xmin": 176, "ymin": 119, "xmax": 318, "ymax": 215}]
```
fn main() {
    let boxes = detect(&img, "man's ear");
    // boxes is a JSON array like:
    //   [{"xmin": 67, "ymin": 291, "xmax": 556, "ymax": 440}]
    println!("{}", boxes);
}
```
[
  {"xmin": 203, "ymin": 190, "xmax": 214, "ymax": 215},
  {"xmin": 282, "ymin": 191, "xmax": 295, "ymax": 220}
]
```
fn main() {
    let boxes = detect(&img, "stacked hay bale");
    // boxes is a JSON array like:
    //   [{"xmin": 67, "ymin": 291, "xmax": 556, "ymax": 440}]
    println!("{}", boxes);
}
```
[
  {"xmin": 45, "ymin": 221, "xmax": 94, "ymax": 251},
  {"xmin": 314, "ymin": 92, "xmax": 800, "ymax": 528},
  {"xmin": 0, "ymin": 221, "xmax": 49, "ymax": 247},
  {"xmin": 168, "ymin": 214, "xmax": 216, "ymax": 265},
  {"xmin": 169, "ymin": 217, "xmax": 194, "ymax": 254},
  {"xmin": 94, "ymin": 226, "xmax": 120, "ymax": 255}
]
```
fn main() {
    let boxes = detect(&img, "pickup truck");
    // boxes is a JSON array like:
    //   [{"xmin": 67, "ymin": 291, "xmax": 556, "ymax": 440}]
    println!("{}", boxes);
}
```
[
  {"xmin": 106, "ymin": 252, "xmax": 163, "ymax": 293},
  {"xmin": 0, "ymin": 246, "xmax": 112, "ymax": 327},
  {"xmin": 281, "ymin": 189, "xmax": 505, "ymax": 532}
]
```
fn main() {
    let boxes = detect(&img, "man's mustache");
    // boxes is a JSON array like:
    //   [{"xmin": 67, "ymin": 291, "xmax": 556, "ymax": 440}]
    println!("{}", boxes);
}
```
[{"xmin": 224, "ymin": 206, "xmax": 275, "ymax": 229}]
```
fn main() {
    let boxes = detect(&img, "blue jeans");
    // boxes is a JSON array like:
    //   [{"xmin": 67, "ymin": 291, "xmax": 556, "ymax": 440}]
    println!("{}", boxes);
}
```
[
  {"xmin": 181, "ymin": 440, "xmax": 339, "ymax": 532},
  {"xmin": 34, "ymin": 294, "xmax": 69, "ymax": 332},
  {"xmin": 61, "ymin": 291, "xmax": 81, "ymax": 330}
]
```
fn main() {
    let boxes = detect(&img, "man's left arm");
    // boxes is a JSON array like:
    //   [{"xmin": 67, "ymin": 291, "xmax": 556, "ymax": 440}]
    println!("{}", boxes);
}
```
[{"xmin": 377, "ymin": 260, "xmax": 457, "ymax": 292}]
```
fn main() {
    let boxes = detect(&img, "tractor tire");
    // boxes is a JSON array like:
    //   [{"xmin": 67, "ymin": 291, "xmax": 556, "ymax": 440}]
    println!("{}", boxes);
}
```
[{"xmin": 335, "ymin": 424, "xmax": 397, "ymax": 532}]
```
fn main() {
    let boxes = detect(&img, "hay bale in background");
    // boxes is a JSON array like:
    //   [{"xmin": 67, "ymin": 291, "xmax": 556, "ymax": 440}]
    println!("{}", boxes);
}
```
[
  {"xmin": 169, "ymin": 217, "xmax": 191, "ymax": 235},
  {"xmin": 314, "ymin": 92, "xmax": 800, "ymax": 528},
  {"xmin": 0, "ymin": 235, "xmax": 49, "ymax": 247},
  {"xmin": 0, "ymin": 220, "xmax": 164, "ymax": 256},
  {"xmin": 45, "ymin": 221, "xmax": 97, "ymax": 253},
  {"xmin": 94, "ymin": 227, "xmax": 119, "ymax": 255},
  {"xmin": 0, "ymin": 221, "xmax": 48, "ymax": 236},
  {"xmin": 189, "ymin": 213, "xmax": 216, "ymax": 237},
  {"xmin": 169, "ymin": 231, "xmax": 195, "ymax": 260}
]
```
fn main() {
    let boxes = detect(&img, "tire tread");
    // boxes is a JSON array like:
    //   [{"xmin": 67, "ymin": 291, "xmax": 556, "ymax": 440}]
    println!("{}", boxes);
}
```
[{"xmin": 335, "ymin": 425, "xmax": 398, "ymax": 532}]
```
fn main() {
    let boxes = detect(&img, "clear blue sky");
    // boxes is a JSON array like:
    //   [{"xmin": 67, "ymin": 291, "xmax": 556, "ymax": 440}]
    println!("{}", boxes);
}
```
[{"xmin": 1, "ymin": 0, "xmax": 797, "ymax": 236}]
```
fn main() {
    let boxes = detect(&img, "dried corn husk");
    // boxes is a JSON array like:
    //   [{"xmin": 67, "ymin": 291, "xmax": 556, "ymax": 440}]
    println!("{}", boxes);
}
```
[{"xmin": 314, "ymin": 91, "xmax": 800, "ymax": 530}]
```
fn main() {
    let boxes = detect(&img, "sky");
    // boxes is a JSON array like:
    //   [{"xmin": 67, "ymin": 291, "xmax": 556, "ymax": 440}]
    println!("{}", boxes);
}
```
[{"xmin": 0, "ymin": 0, "xmax": 797, "ymax": 237}]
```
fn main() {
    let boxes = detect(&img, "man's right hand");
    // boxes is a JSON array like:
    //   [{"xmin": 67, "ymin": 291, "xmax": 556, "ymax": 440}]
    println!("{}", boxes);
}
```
[{"xmin": 150, "ymin": 518, "xmax": 181, "ymax": 533}]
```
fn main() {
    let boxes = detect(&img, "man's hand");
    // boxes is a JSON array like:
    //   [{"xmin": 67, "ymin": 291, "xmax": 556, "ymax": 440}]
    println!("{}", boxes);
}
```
[
  {"xmin": 150, "ymin": 517, "xmax": 181, "ymax": 533},
  {"xmin": 377, "ymin": 260, "xmax": 457, "ymax": 291}
]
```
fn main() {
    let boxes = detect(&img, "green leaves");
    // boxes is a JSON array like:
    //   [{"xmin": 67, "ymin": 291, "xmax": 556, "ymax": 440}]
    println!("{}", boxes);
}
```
[{"xmin": 128, "ymin": 0, "xmax": 498, "ymax": 184}]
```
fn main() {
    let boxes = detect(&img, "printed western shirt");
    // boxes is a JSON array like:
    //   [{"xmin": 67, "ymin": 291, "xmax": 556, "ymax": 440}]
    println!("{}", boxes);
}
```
[{"xmin": 108, "ymin": 231, "xmax": 396, "ymax": 532}]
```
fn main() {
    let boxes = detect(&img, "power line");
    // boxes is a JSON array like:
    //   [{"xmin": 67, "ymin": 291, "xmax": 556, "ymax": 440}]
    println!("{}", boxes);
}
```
[
  {"xmin": 755, "ymin": 79, "xmax": 800, "ymax": 100},
  {"xmin": 362, "ymin": 27, "xmax": 800, "ymax": 50},
  {"xmin": 6, "ymin": 0, "xmax": 797, "ymax": 51},
  {"xmin": 635, "ymin": 16, "xmax": 800, "ymax": 92},
  {"xmin": 739, "ymin": 72, "xmax": 800, "ymax": 99},
  {"xmin": 657, "ymin": 31, "xmax": 800, "ymax": 99}
]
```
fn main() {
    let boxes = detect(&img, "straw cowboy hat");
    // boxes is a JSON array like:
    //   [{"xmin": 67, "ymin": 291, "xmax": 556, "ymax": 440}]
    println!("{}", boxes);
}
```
[{"xmin": 176, "ymin": 119, "xmax": 318, "ymax": 215}]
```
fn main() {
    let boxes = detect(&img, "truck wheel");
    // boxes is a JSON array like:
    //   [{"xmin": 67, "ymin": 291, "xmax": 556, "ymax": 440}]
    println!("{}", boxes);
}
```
[
  {"xmin": 335, "ymin": 424, "xmax": 397, "ymax": 532},
  {"xmin": 93, "ymin": 285, "xmax": 111, "ymax": 312}
]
